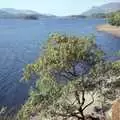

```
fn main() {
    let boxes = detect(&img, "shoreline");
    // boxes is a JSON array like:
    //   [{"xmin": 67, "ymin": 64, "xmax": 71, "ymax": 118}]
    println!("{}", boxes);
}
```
[{"xmin": 96, "ymin": 24, "xmax": 120, "ymax": 38}]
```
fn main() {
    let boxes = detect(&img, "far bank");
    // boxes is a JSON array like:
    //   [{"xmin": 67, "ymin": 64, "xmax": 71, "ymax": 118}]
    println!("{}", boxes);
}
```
[{"xmin": 97, "ymin": 24, "xmax": 120, "ymax": 38}]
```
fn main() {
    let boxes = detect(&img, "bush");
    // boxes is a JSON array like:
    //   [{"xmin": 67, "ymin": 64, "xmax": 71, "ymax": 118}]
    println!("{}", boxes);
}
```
[
  {"xmin": 108, "ymin": 12, "xmax": 120, "ymax": 26},
  {"xmin": 17, "ymin": 33, "xmax": 120, "ymax": 120}
]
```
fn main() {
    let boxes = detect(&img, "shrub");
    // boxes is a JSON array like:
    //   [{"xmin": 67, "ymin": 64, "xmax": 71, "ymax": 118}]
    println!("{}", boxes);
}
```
[{"xmin": 108, "ymin": 12, "xmax": 120, "ymax": 26}]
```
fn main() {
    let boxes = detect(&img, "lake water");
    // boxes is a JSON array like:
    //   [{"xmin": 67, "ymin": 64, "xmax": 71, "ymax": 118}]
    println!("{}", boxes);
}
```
[{"xmin": 0, "ymin": 18, "xmax": 120, "ymax": 109}]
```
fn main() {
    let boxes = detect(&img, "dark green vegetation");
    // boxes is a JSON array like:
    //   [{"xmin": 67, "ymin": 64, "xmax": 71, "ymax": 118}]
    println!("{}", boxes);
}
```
[
  {"xmin": 67, "ymin": 11, "xmax": 120, "ymax": 19},
  {"xmin": 15, "ymin": 33, "xmax": 120, "ymax": 120},
  {"xmin": 24, "ymin": 15, "xmax": 39, "ymax": 20},
  {"xmin": 91, "ymin": 13, "xmax": 107, "ymax": 18},
  {"xmin": 83, "ymin": 11, "xmax": 120, "ymax": 19},
  {"xmin": 108, "ymin": 11, "xmax": 120, "ymax": 26},
  {"xmin": 0, "ymin": 107, "xmax": 16, "ymax": 120}
]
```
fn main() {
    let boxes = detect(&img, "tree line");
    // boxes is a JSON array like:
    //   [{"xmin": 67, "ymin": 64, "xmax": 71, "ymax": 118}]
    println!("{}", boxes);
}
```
[{"xmin": 108, "ymin": 11, "xmax": 120, "ymax": 26}]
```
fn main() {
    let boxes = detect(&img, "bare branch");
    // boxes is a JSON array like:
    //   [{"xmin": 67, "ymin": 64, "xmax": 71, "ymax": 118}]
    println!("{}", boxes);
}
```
[
  {"xmin": 52, "ymin": 111, "xmax": 83, "ymax": 119},
  {"xmin": 71, "ymin": 99, "xmax": 77, "ymax": 106},
  {"xmin": 80, "ymin": 90, "xmax": 85, "ymax": 107},
  {"xmin": 75, "ymin": 90, "xmax": 81, "ymax": 105},
  {"xmin": 64, "ymin": 69, "xmax": 77, "ymax": 77},
  {"xmin": 60, "ymin": 74, "xmax": 71, "ymax": 80},
  {"xmin": 83, "ymin": 93, "xmax": 94, "ymax": 111}
]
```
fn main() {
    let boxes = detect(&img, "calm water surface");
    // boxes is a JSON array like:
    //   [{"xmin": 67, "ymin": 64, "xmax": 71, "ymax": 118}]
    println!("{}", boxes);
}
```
[{"xmin": 0, "ymin": 18, "xmax": 120, "ymax": 108}]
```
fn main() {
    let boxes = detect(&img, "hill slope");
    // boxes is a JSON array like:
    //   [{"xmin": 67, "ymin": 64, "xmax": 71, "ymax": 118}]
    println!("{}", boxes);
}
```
[
  {"xmin": 0, "ymin": 8, "xmax": 56, "ymax": 19},
  {"xmin": 82, "ymin": 2, "xmax": 120, "ymax": 16}
]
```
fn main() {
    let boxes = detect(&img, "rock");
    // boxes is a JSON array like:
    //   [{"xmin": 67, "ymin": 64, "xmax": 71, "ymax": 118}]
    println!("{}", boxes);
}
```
[{"xmin": 112, "ymin": 99, "xmax": 120, "ymax": 120}]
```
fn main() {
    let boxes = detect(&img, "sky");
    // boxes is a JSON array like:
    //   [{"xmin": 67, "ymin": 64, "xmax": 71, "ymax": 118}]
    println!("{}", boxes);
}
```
[{"xmin": 0, "ymin": 0, "xmax": 120, "ymax": 16}]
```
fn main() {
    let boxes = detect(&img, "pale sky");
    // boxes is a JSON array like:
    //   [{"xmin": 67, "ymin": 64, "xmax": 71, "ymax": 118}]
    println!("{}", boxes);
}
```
[{"xmin": 0, "ymin": 0, "xmax": 119, "ymax": 16}]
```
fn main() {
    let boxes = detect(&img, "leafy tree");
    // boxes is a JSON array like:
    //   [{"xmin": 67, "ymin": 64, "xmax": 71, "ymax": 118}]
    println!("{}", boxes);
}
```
[
  {"xmin": 18, "ymin": 33, "xmax": 120, "ymax": 120},
  {"xmin": 23, "ymin": 33, "xmax": 104, "ymax": 81},
  {"xmin": 108, "ymin": 12, "xmax": 120, "ymax": 26}
]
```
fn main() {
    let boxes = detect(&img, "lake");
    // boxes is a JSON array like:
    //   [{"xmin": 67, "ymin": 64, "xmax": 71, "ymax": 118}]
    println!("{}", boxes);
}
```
[{"xmin": 0, "ymin": 18, "xmax": 120, "ymax": 109}]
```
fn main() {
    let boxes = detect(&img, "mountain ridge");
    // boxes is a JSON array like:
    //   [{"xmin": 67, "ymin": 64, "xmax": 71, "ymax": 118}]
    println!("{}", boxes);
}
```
[
  {"xmin": 82, "ymin": 2, "xmax": 120, "ymax": 16},
  {"xmin": 0, "ymin": 8, "xmax": 56, "ymax": 19}
]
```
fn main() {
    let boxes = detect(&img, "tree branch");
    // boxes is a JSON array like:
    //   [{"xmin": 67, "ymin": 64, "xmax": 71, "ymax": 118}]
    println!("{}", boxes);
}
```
[
  {"xmin": 83, "ymin": 93, "xmax": 94, "ymax": 111},
  {"xmin": 75, "ymin": 90, "xmax": 81, "ymax": 105},
  {"xmin": 64, "ymin": 69, "xmax": 78, "ymax": 77},
  {"xmin": 80, "ymin": 90, "xmax": 85, "ymax": 107},
  {"xmin": 53, "ymin": 111, "xmax": 83, "ymax": 119},
  {"xmin": 60, "ymin": 74, "xmax": 71, "ymax": 80}
]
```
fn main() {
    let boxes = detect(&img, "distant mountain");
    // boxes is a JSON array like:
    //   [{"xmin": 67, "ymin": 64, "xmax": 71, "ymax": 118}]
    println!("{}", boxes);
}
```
[
  {"xmin": 0, "ymin": 8, "xmax": 56, "ymax": 19},
  {"xmin": 82, "ymin": 2, "xmax": 120, "ymax": 16},
  {"xmin": 1, "ymin": 8, "xmax": 39, "ymax": 15}
]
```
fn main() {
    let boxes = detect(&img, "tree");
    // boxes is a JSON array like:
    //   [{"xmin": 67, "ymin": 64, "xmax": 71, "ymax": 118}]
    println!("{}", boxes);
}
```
[
  {"xmin": 108, "ymin": 12, "xmax": 120, "ymax": 26},
  {"xmin": 18, "ymin": 33, "xmax": 120, "ymax": 120},
  {"xmin": 23, "ymin": 33, "xmax": 104, "ymax": 82}
]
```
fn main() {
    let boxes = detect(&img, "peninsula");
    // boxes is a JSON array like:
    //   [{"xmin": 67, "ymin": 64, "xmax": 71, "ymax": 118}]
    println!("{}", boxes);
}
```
[{"xmin": 97, "ymin": 24, "xmax": 120, "ymax": 38}]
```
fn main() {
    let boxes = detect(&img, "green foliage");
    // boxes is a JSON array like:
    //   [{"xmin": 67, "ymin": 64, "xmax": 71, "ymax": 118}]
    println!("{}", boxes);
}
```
[
  {"xmin": 18, "ymin": 33, "xmax": 120, "ymax": 120},
  {"xmin": 108, "ymin": 11, "xmax": 120, "ymax": 26},
  {"xmin": 18, "ymin": 73, "xmax": 63, "ymax": 120},
  {"xmin": 23, "ymin": 33, "xmax": 104, "ymax": 81}
]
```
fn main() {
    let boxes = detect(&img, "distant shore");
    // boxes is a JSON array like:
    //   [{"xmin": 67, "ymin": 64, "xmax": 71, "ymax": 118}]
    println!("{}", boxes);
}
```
[{"xmin": 97, "ymin": 24, "xmax": 120, "ymax": 38}]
